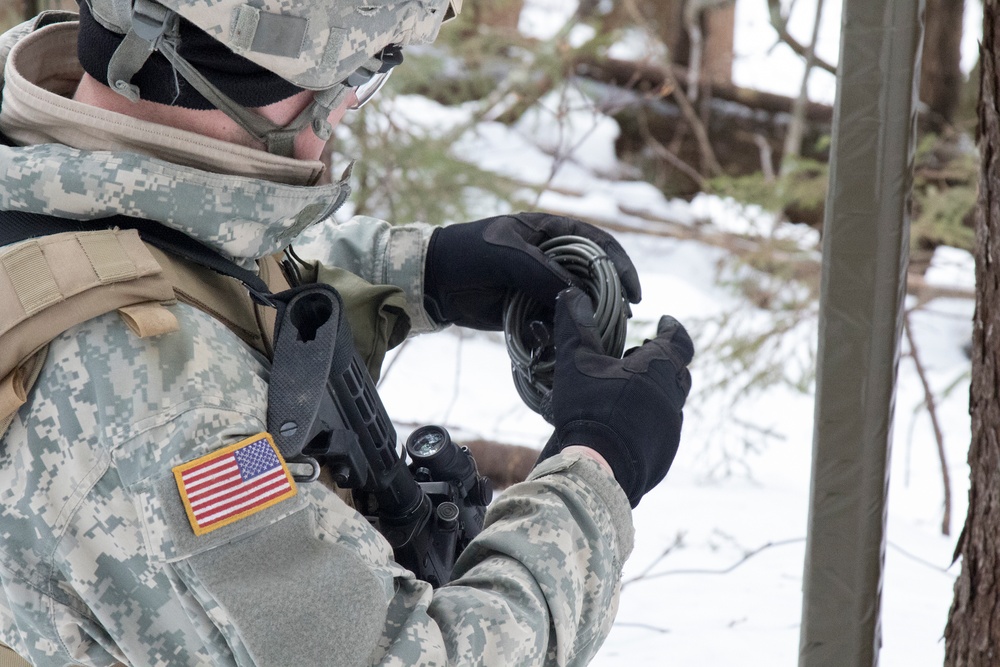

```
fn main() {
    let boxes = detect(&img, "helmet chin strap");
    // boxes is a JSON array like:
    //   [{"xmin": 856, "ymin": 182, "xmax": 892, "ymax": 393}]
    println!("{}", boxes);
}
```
[
  {"xmin": 103, "ymin": 0, "xmax": 365, "ymax": 157},
  {"xmin": 156, "ymin": 38, "xmax": 356, "ymax": 156}
]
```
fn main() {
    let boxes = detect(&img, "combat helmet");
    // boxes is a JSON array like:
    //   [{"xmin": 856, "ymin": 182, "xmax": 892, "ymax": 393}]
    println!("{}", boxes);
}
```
[{"xmin": 78, "ymin": 0, "xmax": 462, "ymax": 156}]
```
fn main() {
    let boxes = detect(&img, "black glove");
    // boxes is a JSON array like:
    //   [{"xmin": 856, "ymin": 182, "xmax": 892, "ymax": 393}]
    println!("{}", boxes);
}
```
[
  {"xmin": 423, "ymin": 212, "xmax": 641, "ymax": 330},
  {"xmin": 538, "ymin": 287, "xmax": 693, "ymax": 507}
]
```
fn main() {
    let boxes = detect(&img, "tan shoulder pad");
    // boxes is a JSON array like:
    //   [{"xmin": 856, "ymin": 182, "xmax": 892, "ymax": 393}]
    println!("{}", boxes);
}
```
[{"xmin": 0, "ymin": 228, "xmax": 176, "ymax": 388}]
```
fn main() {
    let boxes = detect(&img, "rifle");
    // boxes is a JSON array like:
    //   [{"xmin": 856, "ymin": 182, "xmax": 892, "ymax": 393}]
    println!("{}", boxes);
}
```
[{"xmin": 265, "ymin": 284, "xmax": 492, "ymax": 587}]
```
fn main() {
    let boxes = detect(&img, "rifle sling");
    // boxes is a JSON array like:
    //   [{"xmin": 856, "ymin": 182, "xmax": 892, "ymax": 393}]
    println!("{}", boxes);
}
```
[{"xmin": 0, "ymin": 209, "xmax": 271, "ymax": 299}]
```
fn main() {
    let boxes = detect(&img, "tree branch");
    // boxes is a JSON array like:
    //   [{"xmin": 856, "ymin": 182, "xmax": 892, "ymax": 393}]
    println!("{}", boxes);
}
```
[
  {"xmin": 767, "ymin": 0, "xmax": 838, "ymax": 75},
  {"xmin": 661, "ymin": 65, "xmax": 724, "ymax": 176},
  {"xmin": 903, "ymin": 310, "xmax": 952, "ymax": 536},
  {"xmin": 782, "ymin": 0, "xmax": 827, "ymax": 164},
  {"xmin": 622, "ymin": 537, "xmax": 806, "ymax": 587},
  {"xmin": 636, "ymin": 110, "xmax": 710, "ymax": 189},
  {"xmin": 518, "ymin": 190, "xmax": 976, "ymax": 305}
]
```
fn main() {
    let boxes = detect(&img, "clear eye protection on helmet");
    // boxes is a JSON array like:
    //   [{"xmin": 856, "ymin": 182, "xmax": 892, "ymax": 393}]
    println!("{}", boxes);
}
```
[
  {"xmin": 443, "ymin": 0, "xmax": 463, "ymax": 22},
  {"xmin": 345, "ymin": 0, "xmax": 460, "ymax": 110},
  {"xmin": 349, "ymin": 70, "xmax": 393, "ymax": 109},
  {"xmin": 344, "ymin": 44, "xmax": 404, "ymax": 110}
]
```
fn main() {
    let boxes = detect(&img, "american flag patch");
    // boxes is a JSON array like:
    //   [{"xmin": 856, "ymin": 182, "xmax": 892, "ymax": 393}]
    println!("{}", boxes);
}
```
[{"xmin": 173, "ymin": 433, "xmax": 297, "ymax": 536}]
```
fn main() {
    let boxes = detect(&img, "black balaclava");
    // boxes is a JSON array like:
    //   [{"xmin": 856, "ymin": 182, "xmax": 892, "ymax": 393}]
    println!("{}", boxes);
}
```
[{"xmin": 76, "ymin": 0, "xmax": 303, "ymax": 110}]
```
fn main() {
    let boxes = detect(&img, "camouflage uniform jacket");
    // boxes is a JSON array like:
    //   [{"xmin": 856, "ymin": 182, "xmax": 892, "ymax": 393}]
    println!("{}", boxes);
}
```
[{"xmin": 0, "ymin": 15, "xmax": 636, "ymax": 667}]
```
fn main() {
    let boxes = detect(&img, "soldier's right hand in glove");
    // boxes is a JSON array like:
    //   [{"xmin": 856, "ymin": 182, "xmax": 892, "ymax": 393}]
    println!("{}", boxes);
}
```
[{"xmin": 537, "ymin": 287, "xmax": 694, "ymax": 507}]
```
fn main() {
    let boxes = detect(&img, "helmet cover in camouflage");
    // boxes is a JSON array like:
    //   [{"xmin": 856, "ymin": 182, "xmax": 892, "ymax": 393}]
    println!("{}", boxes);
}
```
[{"xmin": 84, "ymin": 0, "xmax": 461, "ymax": 91}]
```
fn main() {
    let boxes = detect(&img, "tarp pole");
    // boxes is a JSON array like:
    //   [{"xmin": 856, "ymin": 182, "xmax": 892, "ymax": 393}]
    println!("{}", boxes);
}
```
[{"xmin": 798, "ymin": 1, "xmax": 925, "ymax": 665}]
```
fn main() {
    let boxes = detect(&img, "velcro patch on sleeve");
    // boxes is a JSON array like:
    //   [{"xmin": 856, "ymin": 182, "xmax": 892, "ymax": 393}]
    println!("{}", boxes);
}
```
[{"xmin": 173, "ymin": 432, "xmax": 297, "ymax": 536}]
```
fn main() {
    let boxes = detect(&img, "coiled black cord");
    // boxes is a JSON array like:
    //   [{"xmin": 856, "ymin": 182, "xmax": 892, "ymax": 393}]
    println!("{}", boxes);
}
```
[{"xmin": 503, "ymin": 235, "xmax": 630, "ymax": 420}]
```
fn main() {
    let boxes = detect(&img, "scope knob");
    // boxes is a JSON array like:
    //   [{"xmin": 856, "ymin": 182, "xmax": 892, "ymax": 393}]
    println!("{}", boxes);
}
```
[
  {"xmin": 471, "ymin": 477, "xmax": 493, "ymax": 505},
  {"xmin": 436, "ymin": 501, "xmax": 460, "ymax": 530}
]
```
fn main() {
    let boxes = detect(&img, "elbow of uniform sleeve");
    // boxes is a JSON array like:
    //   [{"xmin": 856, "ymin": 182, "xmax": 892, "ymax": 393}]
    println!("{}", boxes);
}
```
[
  {"xmin": 443, "ymin": 452, "xmax": 634, "ymax": 666},
  {"xmin": 523, "ymin": 452, "xmax": 635, "ymax": 564}
]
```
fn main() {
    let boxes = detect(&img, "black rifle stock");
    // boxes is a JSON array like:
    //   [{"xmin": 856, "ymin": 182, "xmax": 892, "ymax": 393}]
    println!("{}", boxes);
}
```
[{"xmin": 266, "ymin": 284, "xmax": 489, "ymax": 586}]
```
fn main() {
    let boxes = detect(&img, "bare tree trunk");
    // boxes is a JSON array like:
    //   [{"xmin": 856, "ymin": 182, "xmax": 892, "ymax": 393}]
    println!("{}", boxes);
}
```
[
  {"xmin": 921, "ymin": 0, "xmax": 966, "ymax": 133},
  {"xmin": 465, "ymin": 0, "xmax": 525, "ymax": 31},
  {"xmin": 944, "ymin": 3, "xmax": 1000, "ymax": 664},
  {"xmin": 702, "ymin": 3, "xmax": 735, "ymax": 86},
  {"xmin": 462, "ymin": 440, "xmax": 536, "ymax": 490},
  {"xmin": 684, "ymin": 0, "xmax": 736, "ymax": 97},
  {"xmin": 603, "ymin": 0, "xmax": 687, "ymax": 63}
]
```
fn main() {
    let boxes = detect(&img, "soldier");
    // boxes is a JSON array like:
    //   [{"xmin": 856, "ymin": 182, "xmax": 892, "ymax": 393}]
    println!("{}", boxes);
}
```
[{"xmin": 0, "ymin": 1, "xmax": 693, "ymax": 665}]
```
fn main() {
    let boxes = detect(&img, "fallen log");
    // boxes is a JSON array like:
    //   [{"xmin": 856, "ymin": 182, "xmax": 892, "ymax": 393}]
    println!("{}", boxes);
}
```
[
  {"xmin": 462, "ymin": 439, "xmax": 538, "ymax": 490},
  {"xmin": 574, "ymin": 55, "xmax": 834, "ymax": 122}
]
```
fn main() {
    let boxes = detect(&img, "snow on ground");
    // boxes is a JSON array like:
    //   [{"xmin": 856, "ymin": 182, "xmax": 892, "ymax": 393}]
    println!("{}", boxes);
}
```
[{"xmin": 299, "ymin": 2, "xmax": 977, "ymax": 663}]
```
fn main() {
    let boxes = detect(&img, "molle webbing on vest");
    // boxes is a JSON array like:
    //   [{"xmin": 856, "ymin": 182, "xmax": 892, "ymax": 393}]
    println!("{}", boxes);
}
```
[
  {"xmin": 0, "ymin": 642, "xmax": 29, "ymax": 667},
  {"xmin": 0, "ymin": 228, "xmax": 176, "ymax": 430}
]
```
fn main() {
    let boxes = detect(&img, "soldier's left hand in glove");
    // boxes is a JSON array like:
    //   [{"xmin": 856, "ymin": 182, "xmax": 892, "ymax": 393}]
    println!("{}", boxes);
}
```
[
  {"xmin": 422, "ymin": 212, "xmax": 641, "ymax": 330},
  {"xmin": 538, "ymin": 287, "xmax": 694, "ymax": 507}
]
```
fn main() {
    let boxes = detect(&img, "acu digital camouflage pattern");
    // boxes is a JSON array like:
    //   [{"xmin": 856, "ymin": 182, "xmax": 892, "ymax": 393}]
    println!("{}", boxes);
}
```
[
  {"xmin": 0, "ymin": 141, "xmax": 350, "ymax": 267},
  {"xmin": 85, "ymin": 0, "xmax": 457, "ymax": 90},
  {"xmin": 0, "ymin": 16, "xmax": 636, "ymax": 667}
]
